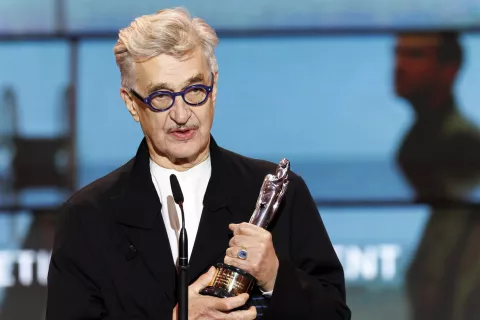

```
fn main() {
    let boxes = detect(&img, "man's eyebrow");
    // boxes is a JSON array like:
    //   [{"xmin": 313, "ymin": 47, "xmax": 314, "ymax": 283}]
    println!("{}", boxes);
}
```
[
  {"xmin": 182, "ymin": 73, "xmax": 206, "ymax": 88},
  {"xmin": 145, "ymin": 82, "xmax": 173, "ymax": 93},
  {"xmin": 145, "ymin": 73, "xmax": 206, "ymax": 94}
]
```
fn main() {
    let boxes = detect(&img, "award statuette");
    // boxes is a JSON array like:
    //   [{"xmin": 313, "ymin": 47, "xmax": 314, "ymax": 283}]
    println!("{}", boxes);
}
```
[{"xmin": 200, "ymin": 159, "xmax": 290, "ymax": 298}]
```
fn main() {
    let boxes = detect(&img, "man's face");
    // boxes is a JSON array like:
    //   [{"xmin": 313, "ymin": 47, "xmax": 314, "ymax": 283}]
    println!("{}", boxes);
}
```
[
  {"xmin": 124, "ymin": 49, "xmax": 217, "ymax": 165},
  {"xmin": 394, "ymin": 35, "xmax": 442, "ymax": 100}
]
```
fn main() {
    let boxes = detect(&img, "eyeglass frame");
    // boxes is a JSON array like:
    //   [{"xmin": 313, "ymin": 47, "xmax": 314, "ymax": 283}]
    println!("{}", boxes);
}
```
[{"xmin": 130, "ymin": 73, "xmax": 215, "ymax": 113}]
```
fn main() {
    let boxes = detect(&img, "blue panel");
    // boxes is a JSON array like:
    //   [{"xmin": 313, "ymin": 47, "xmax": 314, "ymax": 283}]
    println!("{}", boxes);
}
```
[
  {"xmin": 0, "ymin": 0, "xmax": 55, "ymax": 33},
  {"xmin": 0, "ymin": 42, "xmax": 69, "ymax": 137},
  {"xmin": 1, "ymin": 0, "xmax": 480, "ymax": 34},
  {"xmin": 66, "ymin": 0, "xmax": 480, "ymax": 32}
]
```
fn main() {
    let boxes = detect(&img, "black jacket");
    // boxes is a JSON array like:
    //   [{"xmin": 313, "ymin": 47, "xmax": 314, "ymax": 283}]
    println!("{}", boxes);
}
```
[{"xmin": 46, "ymin": 137, "xmax": 351, "ymax": 319}]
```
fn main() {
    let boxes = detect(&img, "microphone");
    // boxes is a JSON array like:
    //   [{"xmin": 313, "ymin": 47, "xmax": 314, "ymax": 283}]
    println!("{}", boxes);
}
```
[{"xmin": 170, "ymin": 174, "xmax": 188, "ymax": 320}]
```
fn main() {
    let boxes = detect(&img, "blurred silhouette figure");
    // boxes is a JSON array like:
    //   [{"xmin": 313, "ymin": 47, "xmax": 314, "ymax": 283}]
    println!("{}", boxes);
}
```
[
  {"xmin": 0, "ymin": 85, "xmax": 75, "ymax": 202},
  {"xmin": 394, "ymin": 31, "xmax": 480, "ymax": 320},
  {"xmin": 0, "ymin": 85, "xmax": 74, "ymax": 320}
]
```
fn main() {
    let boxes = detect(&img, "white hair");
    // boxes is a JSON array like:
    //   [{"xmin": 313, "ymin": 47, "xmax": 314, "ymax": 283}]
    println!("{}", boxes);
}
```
[{"xmin": 113, "ymin": 7, "xmax": 219, "ymax": 88}]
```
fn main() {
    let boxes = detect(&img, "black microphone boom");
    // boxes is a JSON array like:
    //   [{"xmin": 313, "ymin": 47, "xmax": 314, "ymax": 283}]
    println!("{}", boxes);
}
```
[
  {"xmin": 170, "ymin": 174, "xmax": 188, "ymax": 320},
  {"xmin": 170, "ymin": 174, "xmax": 184, "ymax": 204}
]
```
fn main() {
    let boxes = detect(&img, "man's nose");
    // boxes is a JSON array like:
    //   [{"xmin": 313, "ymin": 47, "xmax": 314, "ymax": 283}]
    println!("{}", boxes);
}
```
[{"xmin": 169, "ymin": 96, "xmax": 191, "ymax": 124}]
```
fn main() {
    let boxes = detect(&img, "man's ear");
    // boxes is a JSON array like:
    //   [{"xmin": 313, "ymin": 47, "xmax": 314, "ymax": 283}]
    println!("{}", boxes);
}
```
[
  {"xmin": 120, "ymin": 88, "xmax": 140, "ymax": 122},
  {"xmin": 212, "ymin": 72, "xmax": 219, "ymax": 107}
]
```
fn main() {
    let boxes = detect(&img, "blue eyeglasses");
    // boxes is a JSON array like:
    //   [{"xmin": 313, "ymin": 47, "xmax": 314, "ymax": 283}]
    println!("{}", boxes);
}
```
[{"xmin": 131, "ymin": 74, "xmax": 214, "ymax": 112}]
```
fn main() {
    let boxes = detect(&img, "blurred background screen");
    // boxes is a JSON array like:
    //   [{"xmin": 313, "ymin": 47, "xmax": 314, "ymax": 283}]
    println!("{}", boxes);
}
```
[
  {"xmin": 0, "ymin": 1, "xmax": 479, "ymax": 319},
  {"xmin": 65, "ymin": 0, "xmax": 480, "ymax": 31},
  {"xmin": 1, "ymin": 0, "xmax": 480, "ymax": 33}
]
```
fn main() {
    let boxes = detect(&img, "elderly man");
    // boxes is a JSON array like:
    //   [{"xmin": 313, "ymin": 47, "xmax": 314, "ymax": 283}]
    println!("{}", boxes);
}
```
[{"xmin": 46, "ymin": 7, "xmax": 350, "ymax": 320}]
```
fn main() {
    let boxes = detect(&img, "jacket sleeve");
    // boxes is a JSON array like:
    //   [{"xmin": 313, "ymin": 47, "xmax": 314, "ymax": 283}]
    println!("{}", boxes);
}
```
[
  {"xmin": 266, "ymin": 176, "xmax": 351, "ymax": 319},
  {"xmin": 46, "ymin": 202, "xmax": 107, "ymax": 320}
]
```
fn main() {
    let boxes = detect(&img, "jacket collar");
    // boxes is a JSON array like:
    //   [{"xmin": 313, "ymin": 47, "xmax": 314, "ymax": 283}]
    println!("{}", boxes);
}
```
[{"xmin": 114, "ymin": 135, "xmax": 233, "ymax": 229}]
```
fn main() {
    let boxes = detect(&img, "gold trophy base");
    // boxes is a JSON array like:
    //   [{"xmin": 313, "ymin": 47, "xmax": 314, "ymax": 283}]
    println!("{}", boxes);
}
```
[{"xmin": 200, "ymin": 262, "xmax": 256, "ymax": 298}]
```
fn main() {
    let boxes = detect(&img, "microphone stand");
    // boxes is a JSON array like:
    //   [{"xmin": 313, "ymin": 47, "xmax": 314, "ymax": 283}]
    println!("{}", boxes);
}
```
[{"xmin": 178, "ymin": 202, "xmax": 188, "ymax": 320}]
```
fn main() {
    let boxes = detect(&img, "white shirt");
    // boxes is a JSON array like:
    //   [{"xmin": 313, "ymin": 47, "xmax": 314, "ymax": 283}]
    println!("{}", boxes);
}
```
[
  {"xmin": 150, "ymin": 156, "xmax": 211, "ymax": 265},
  {"xmin": 150, "ymin": 155, "xmax": 273, "ymax": 297}
]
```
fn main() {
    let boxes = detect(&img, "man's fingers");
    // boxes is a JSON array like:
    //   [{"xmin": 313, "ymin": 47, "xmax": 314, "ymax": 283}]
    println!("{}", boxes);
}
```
[
  {"xmin": 224, "ymin": 256, "xmax": 249, "ymax": 272},
  {"xmin": 190, "ymin": 266, "xmax": 216, "ymax": 293},
  {"xmin": 213, "ymin": 293, "xmax": 249, "ymax": 312},
  {"xmin": 229, "ymin": 235, "xmax": 258, "ymax": 248},
  {"xmin": 229, "ymin": 223, "xmax": 261, "ymax": 236}
]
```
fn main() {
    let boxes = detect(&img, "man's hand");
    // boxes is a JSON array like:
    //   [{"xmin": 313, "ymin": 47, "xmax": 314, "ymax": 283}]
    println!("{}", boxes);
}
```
[
  {"xmin": 224, "ymin": 223, "xmax": 279, "ymax": 292},
  {"xmin": 172, "ymin": 267, "xmax": 257, "ymax": 320}
]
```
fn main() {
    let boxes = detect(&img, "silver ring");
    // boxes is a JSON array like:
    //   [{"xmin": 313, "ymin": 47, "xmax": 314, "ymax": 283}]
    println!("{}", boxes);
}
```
[{"xmin": 237, "ymin": 248, "xmax": 248, "ymax": 260}]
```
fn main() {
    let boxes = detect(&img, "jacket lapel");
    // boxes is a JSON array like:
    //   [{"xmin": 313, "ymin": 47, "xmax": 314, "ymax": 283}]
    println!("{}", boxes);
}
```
[
  {"xmin": 112, "ymin": 139, "xmax": 177, "ymax": 304},
  {"xmin": 188, "ymin": 137, "xmax": 253, "ymax": 282},
  {"xmin": 188, "ymin": 205, "xmax": 233, "ymax": 283}
]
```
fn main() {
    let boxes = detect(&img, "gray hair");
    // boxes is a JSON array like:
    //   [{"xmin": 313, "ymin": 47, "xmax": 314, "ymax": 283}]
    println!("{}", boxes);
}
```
[{"xmin": 113, "ymin": 7, "xmax": 219, "ymax": 88}]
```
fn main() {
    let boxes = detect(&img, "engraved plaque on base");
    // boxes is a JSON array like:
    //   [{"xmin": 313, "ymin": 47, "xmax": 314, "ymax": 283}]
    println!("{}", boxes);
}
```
[
  {"xmin": 200, "ymin": 159, "xmax": 290, "ymax": 298},
  {"xmin": 200, "ymin": 263, "xmax": 256, "ymax": 298}
]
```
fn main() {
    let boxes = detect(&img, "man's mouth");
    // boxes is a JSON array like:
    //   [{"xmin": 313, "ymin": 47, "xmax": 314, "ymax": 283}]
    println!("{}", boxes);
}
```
[{"xmin": 169, "ymin": 127, "xmax": 197, "ymax": 141}]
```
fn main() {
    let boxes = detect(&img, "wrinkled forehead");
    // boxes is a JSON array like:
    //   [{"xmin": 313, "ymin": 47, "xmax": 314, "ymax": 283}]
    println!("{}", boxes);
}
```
[
  {"xmin": 396, "ymin": 34, "xmax": 442, "ymax": 49},
  {"xmin": 134, "ymin": 48, "xmax": 210, "ymax": 90}
]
